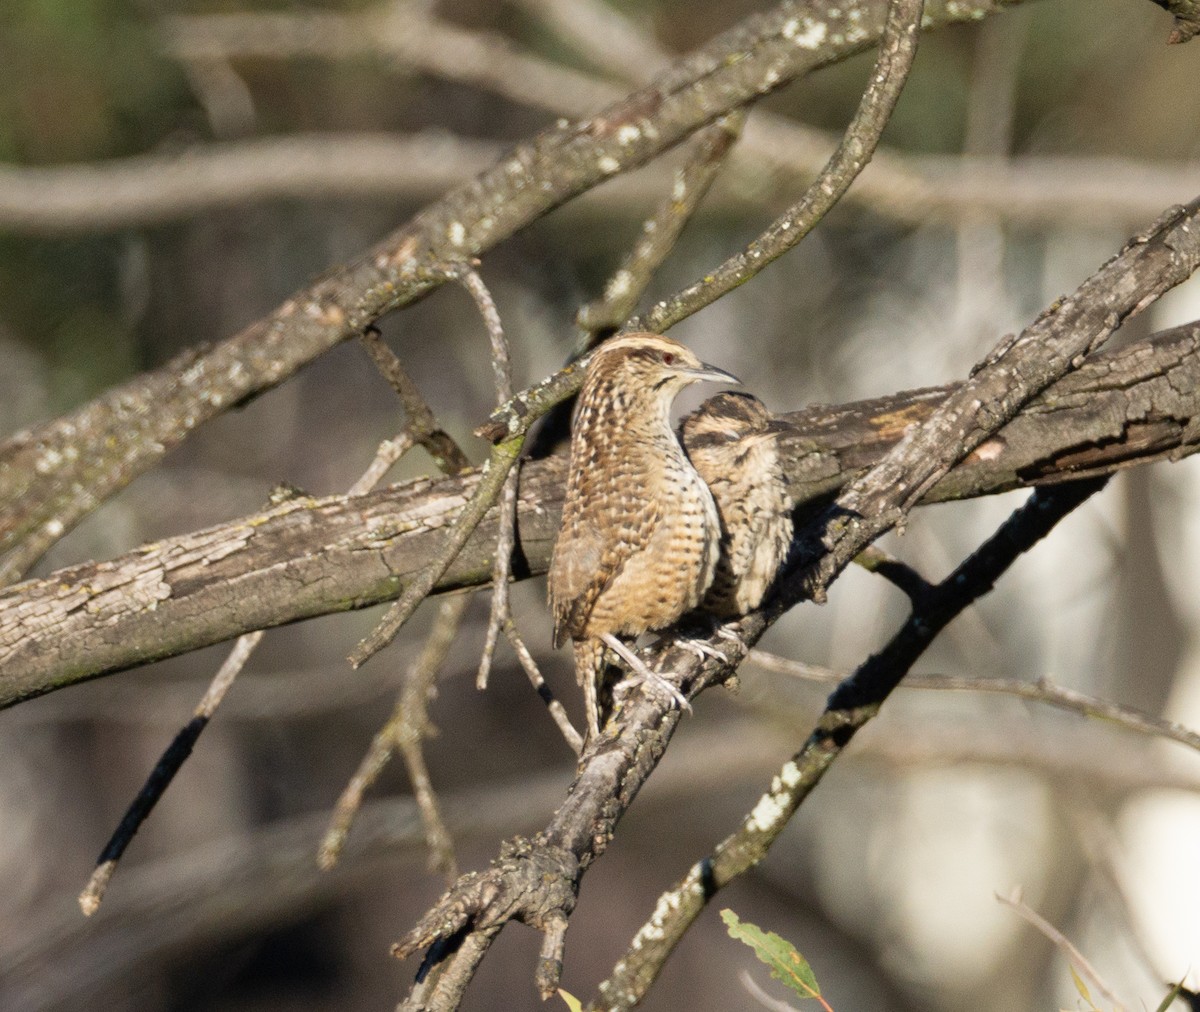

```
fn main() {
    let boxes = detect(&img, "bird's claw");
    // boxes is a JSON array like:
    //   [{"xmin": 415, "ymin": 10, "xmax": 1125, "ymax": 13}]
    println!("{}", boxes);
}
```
[
  {"xmin": 603, "ymin": 633, "xmax": 693, "ymax": 714},
  {"xmin": 678, "ymin": 637, "xmax": 724, "ymax": 662},
  {"xmin": 713, "ymin": 625, "xmax": 749, "ymax": 651}
]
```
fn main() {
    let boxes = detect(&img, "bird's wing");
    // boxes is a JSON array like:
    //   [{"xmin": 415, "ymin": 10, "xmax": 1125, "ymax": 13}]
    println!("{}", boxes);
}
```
[{"xmin": 550, "ymin": 495, "xmax": 661, "ymax": 646}]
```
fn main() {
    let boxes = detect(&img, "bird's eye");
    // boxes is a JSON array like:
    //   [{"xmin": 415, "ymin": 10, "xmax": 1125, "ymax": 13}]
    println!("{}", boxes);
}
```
[{"xmin": 661, "ymin": 352, "xmax": 675, "ymax": 365}]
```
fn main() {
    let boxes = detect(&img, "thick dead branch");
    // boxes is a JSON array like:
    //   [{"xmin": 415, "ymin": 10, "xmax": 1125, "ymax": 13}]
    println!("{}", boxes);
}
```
[{"xmin": 5, "ymin": 321, "xmax": 1200, "ymax": 709}]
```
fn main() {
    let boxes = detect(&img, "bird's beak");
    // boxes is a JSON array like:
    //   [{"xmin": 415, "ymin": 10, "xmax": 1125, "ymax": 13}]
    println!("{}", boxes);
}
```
[{"xmin": 683, "ymin": 362, "xmax": 741, "ymax": 386}]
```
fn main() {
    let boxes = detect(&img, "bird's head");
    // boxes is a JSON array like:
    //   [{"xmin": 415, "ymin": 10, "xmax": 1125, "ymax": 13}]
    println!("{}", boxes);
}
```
[
  {"xmin": 588, "ymin": 333, "xmax": 739, "ymax": 407},
  {"xmin": 679, "ymin": 391, "xmax": 790, "ymax": 452}
]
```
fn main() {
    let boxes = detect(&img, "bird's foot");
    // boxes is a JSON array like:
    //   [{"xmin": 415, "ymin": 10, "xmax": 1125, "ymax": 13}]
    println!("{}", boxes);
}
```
[
  {"xmin": 602, "ymin": 634, "xmax": 692, "ymax": 714},
  {"xmin": 713, "ymin": 624, "xmax": 750, "ymax": 652},
  {"xmin": 678, "ymin": 638, "xmax": 724, "ymax": 662}
]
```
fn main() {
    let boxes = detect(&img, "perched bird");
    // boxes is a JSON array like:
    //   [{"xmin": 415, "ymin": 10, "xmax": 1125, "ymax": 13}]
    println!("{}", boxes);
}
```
[
  {"xmin": 680, "ymin": 392, "xmax": 794, "ymax": 617},
  {"xmin": 548, "ymin": 332, "xmax": 738, "ymax": 739}
]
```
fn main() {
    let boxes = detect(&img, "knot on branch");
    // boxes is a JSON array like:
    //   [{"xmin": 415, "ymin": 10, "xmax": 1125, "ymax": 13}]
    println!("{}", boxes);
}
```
[{"xmin": 392, "ymin": 836, "xmax": 580, "ymax": 984}]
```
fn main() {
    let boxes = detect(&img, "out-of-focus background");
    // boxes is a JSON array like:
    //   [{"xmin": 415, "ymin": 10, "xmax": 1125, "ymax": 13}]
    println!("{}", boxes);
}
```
[{"xmin": 3, "ymin": 1, "xmax": 1200, "ymax": 1009}]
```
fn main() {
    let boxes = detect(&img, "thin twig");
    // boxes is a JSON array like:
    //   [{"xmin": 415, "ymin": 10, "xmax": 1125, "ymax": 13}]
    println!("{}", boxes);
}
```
[
  {"xmin": 365, "ymin": 298, "xmax": 581, "ymax": 746},
  {"xmin": 745, "ymin": 650, "xmax": 1200, "ymax": 756},
  {"xmin": 445, "ymin": 263, "xmax": 512, "ymax": 402},
  {"xmin": 319, "ymin": 593, "xmax": 471, "ymax": 876},
  {"xmin": 360, "ymin": 328, "xmax": 472, "ymax": 474},
  {"xmin": 996, "ymin": 889, "xmax": 1126, "ymax": 1010},
  {"xmin": 436, "ymin": 263, "xmax": 522, "ymax": 693},
  {"xmin": 78, "ymin": 630, "xmax": 264, "ymax": 915},
  {"xmin": 162, "ymin": 6, "xmax": 622, "ymax": 120},
  {"xmin": 477, "ymin": 469, "xmax": 518, "ymax": 691},
  {"xmin": 534, "ymin": 109, "xmax": 743, "ymax": 466},
  {"xmin": 333, "ymin": 340, "xmax": 483, "ymax": 875},
  {"xmin": 633, "ymin": 0, "xmax": 927, "ymax": 334},
  {"xmin": 576, "ymin": 113, "xmax": 746, "ymax": 340},
  {"xmin": 350, "ymin": 433, "xmax": 415, "ymax": 494},
  {"xmin": 510, "ymin": 0, "xmax": 669, "ymax": 85},
  {"xmin": 504, "ymin": 618, "xmax": 583, "ymax": 755}
]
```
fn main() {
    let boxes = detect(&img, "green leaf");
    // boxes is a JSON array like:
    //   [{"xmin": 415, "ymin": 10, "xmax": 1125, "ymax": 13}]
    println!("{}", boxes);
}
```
[
  {"xmin": 1154, "ymin": 981, "xmax": 1185, "ymax": 1012},
  {"xmin": 557, "ymin": 988, "xmax": 584, "ymax": 1012},
  {"xmin": 1068, "ymin": 965, "xmax": 1094, "ymax": 1006},
  {"xmin": 722, "ymin": 908, "xmax": 822, "ymax": 1000}
]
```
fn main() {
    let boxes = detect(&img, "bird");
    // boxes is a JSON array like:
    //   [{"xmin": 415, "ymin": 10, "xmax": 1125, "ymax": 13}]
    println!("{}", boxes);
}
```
[
  {"xmin": 548, "ymin": 332, "xmax": 738, "ymax": 740},
  {"xmin": 679, "ymin": 391, "xmax": 794, "ymax": 618}
]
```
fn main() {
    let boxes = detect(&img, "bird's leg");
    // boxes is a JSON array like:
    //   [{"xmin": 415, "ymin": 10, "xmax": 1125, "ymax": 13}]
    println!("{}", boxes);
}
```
[
  {"xmin": 582, "ymin": 671, "xmax": 601, "ymax": 741},
  {"xmin": 602, "ymin": 634, "xmax": 692, "ymax": 714}
]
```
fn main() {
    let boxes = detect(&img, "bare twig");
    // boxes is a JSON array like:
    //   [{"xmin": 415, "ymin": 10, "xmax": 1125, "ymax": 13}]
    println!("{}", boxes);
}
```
[
  {"xmin": 350, "ymin": 433, "xmax": 416, "ymax": 494},
  {"xmin": 634, "ymin": 0, "xmax": 927, "ymax": 333},
  {"xmin": 997, "ymin": 889, "xmax": 1126, "ymax": 1009},
  {"xmin": 319, "ymin": 593, "xmax": 471, "ymax": 877},
  {"xmin": 503, "ymin": 617, "xmax": 583, "ymax": 755},
  {"xmin": 162, "ymin": 7, "xmax": 623, "ymax": 119},
  {"xmin": 745, "ymin": 651, "xmax": 1200, "ymax": 756},
  {"xmin": 78, "ymin": 629, "xmax": 264, "ymax": 915},
  {"xmin": 445, "ymin": 263, "xmax": 512, "ymax": 405},
  {"xmin": 576, "ymin": 112, "xmax": 746, "ymax": 339},
  {"xmin": 435, "ymin": 263, "xmax": 521, "ymax": 692},
  {"xmin": 360, "ymin": 328, "xmax": 472, "ymax": 474},
  {"xmin": 444, "ymin": 264, "xmax": 582, "ymax": 744},
  {"xmin": 510, "ymin": 0, "xmax": 668, "ymax": 84},
  {"xmin": 344, "ymin": 337, "xmax": 478, "ymax": 873},
  {"xmin": 477, "ymin": 469, "xmax": 518, "ymax": 691},
  {"xmin": 535, "ymin": 111, "xmax": 744, "ymax": 462}
]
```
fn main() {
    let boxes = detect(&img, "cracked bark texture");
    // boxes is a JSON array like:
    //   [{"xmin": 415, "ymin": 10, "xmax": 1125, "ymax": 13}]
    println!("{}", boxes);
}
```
[{"xmin": 4, "ymin": 321, "xmax": 1200, "ymax": 708}]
